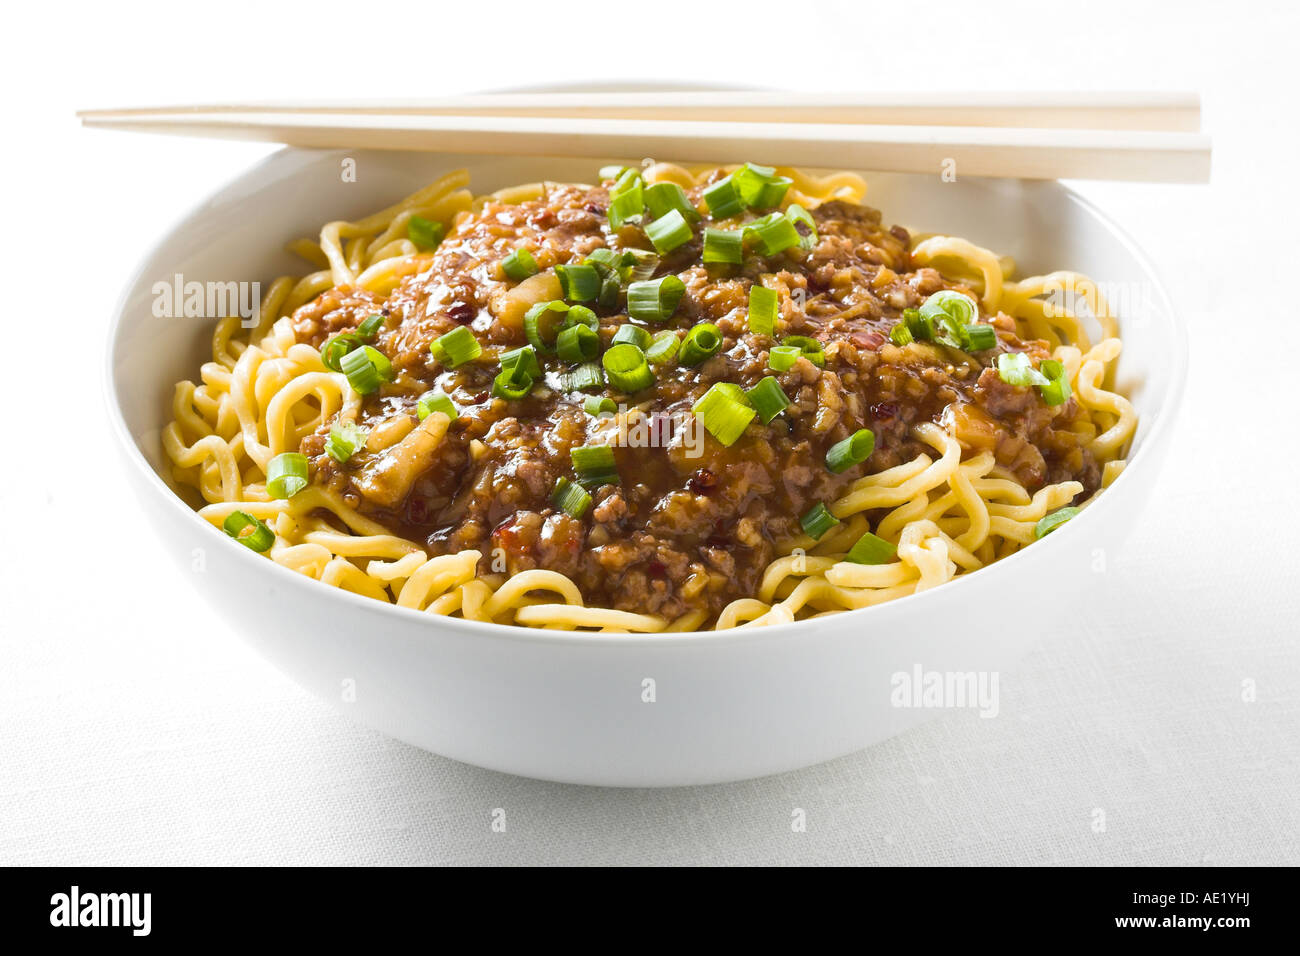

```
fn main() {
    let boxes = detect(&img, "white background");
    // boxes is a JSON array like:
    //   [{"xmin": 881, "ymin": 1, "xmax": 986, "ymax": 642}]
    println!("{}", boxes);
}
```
[{"xmin": 2, "ymin": 0, "xmax": 1297, "ymax": 865}]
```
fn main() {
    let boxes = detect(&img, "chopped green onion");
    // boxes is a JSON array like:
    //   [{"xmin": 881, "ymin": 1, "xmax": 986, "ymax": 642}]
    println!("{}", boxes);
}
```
[
  {"xmin": 320, "ymin": 332, "xmax": 361, "ymax": 372},
  {"xmin": 965, "ymin": 324, "xmax": 997, "ymax": 350},
  {"xmin": 570, "ymin": 444, "xmax": 620, "ymax": 490},
  {"xmin": 492, "ymin": 367, "xmax": 533, "ymax": 400},
  {"xmin": 556, "ymin": 263, "xmax": 600, "ymax": 303},
  {"xmin": 607, "ymin": 169, "xmax": 644, "ymax": 230},
  {"xmin": 644, "ymin": 330, "xmax": 680, "ymax": 365},
  {"xmin": 417, "ymin": 389, "xmax": 458, "ymax": 422},
  {"xmin": 747, "ymin": 285, "xmax": 778, "ymax": 336},
  {"xmin": 920, "ymin": 289, "xmax": 978, "ymax": 326},
  {"xmin": 551, "ymin": 476, "xmax": 592, "ymax": 519},
  {"xmin": 340, "ymin": 344, "xmax": 393, "ymax": 396},
  {"xmin": 557, "ymin": 323, "xmax": 599, "ymax": 363},
  {"xmin": 888, "ymin": 322, "xmax": 914, "ymax": 346},
  {"xmin": 627, "ymin": 275, "xmax": 686, "ymax": 322},
  {"xmin": 1038, "ymin": 358, "xmax": 1072, "ymax": 406},
  {"xmin": 223, "ymin": 510, "xmax": 275, "ymax": 552},
  {"xmin": 407, "ymin": 215, "xmax": 445, "ymax": 250},
  {"xmin": 845, "ymin": 531, "xmax": 896, "ymax": 565},
  {"xmin": 702, "ymin": 174, "xmax": 745, "ymax": 219},
  {"xmin": 702, "ymin": 227, "xmax": 744, "ymax": 265},
  {"xmin": 266, "ymin": 452, "xmax": 308, "ymax": 499},
  {"xmin": 325, "ymin": 420, "xmax": 367, "ymax": 464},
  {"xmin": 583, "ymin": 395, "xmax": 617, "ymax": 416},
  {"xmin": 734, "ymin": 162, "xmax": 792, "ymax": 210},
  {"xmin": 785, "ymin": 203, "xmax": 818, "ymax": 249},
  {"xmin": 744, "ymin": 212, "xmax": 802, "ymax": 256},
  {"xmin": 612, "ymin": 324, "xmax": 652, "ymax": 351},
  {"xmin": 692, "ymin": 382, "xmax": 755, "ymax": 447},
  {"xmin": 1035, "ymin": 506, "xmax": 1080, "ymax": 538},
  {"xmin": 767, "ymin": 344, "xmax": 802, "ymax": 372},
  {"xmin": 560, "ymin": 361, "xmax": 605, "ymax": 393},
  {"xmin": 599, "ymin": 164, "xmax": 628, "ymax": 181},
  {"xmin": 498, "ymin": 344, "xmax": 541, "ymax": 380},
  {"xmin": 501, "ymin": 248, "xmax": 539, "ymax": 281},
  {"xmin": 563, "ymin": 304, "xmax": 599, "ymax": 330},
  {"xmin": 643, "ymin": 181, "xmax": 701, "ymax": 223},
  {"xmin": 903, "ymin": 307, "xmax": 934, "ymax": 342},
  {"xmin": 429, "ymin": 326, "xmax": 481, "ymax": 369},
  {"xmin": 799, "ymin": 502, "xmax": 840, "ymax": 540},
  {"xmin": 781, "ymin": 335, "xmax": 825, "ymax": 368},
  {"xmin": 678, "ymin": 322, "xmax": 723, "ymax": 366},
  {"xmin": 996, "ymin": 351, "xmax": 1048, "ymax": 388},
  {"xmin": 585, "ymin": 247, "xmax": 617, "ymax": 269},
  {"xmin": 744, "ymin": 376, "xmax": 791, "ymax": 424},
  {"xmin": 356, "ymin": 314, "xmax": 384, "ymax": 340},
  {"xmin": 602, "ymin": 343, "xmax": 655, "ymax": 392},
  {"xmin": 644, "ymin": 208, "xmax": 693, "ymax": 254},
  {"xmin": 826, "ymin": 428, "xmax": 875, "ymax": 474},
  {"xmin": 523, "ymin": 299, "xmax": 570, "ymax": 353},
  {"xmin": 617, "ymin": 248, "xmax": 659, "ymax": 283}
]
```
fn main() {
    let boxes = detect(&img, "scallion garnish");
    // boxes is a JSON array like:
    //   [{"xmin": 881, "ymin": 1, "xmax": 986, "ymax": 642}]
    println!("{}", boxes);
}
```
[
  {"xmin": 744, "ymin": 212, "xmax": 802, "ymax": 256},
  {"xmin": 607, "ymin": 169, "xmax": 644, "ymax": 230},
  {"xmin": 627, "ymin": 275, "xmax": 686, "ymax": 322},
  {"xmin": 781, "ymin": 335, "xmax": 825, "ymax": 368},
  {"xmin": 785, "ymin": 203, "xmax": 818, "ymax": 249},
  {"xmin": 964, "ymin": 324, "xmax": 997, "ymax": 351},
  {"xmin": 888, "ymin": 322, "xmax": 914, "ymax": 346},
  {"xmin": 744, "ymin": 376, "xmax": 791, "ymax": 424},
  {"xmin": 767, "ymin": 345, "xmax": 802, "ymax": 372},
  {"xmin": 825, "ymin": 428, "xmax": 876, "ymax": 474},
  {"xmin": 356, "ymin": 314, "xmax": 384, "ymax": 340},
  {"xmin": 523, "ymin": 299, "xmax": 570, "ymax": 353},
  {"xmin": 747, "ymin": 285, "xmax": 778, "ymax": 336},
  {"xmin": 557, "ymin": 323, "xmax": 599, "ymax": 363},
  {"xmin": 617, "ymin": 248, "xmax": 659, "ymax": 283},
  {"xmin": 501, "ymin": 247, "xmax": 539, "ymax": 281},
  {"xmin": 1035, "ymin": 506, "xmax": 1080, "ymax": 538},
  {"xmin": 679, "ymin": 322, "xmax": 724, "ymax": 367},
  {"xmin": 320, "ymin": 332, "xmax": 361, "ymax": 372},
  {"xmin": 570, "ymin": 445, "xmax": 620, "ymax": 490},
  {"xmin": 903, "ymin": 307, "xmax": 933, "ymax": 342},
  {"xmin": 498, "ymin": 344, "xmax": 541, "ymax": 380},
  {"xmin": 644, "ymin": 330, "xmax": 680, "ymax": 365},
  {"xmin": 417, "ymin": 389, "xmax": 458, "ymax": 422},
  {"xmin": 692, "ymin": 382, "xmax": 755, "ymax": 447},
  {"xmin": 556, "ymin": 263, "xmax": 600, "ymax": 303},
  {"xmin": 702, "ymin": 174, "xmax": 745, "ymax": 219},
  {"xmin": 266, "ymin": 452, "xmax": 309, "ymax": 499},
  {"xmin": 612, "ymin": 325, "xmax": 653, "ymax": 351},
  {"xmin": 734, "ymin": 162, "xmax": 792, "ymax": 210},
  {"xmin": 223, "ymin": 510, "xmax": 275, "ymax": 552},
  {"xmin": 996, "ymin": 352, "xmax": 1048, "ymax": 388},
  {"xmin": 799, "ymin": 502, "xmax": 840, "ymax": 540},
  {"xmin": 429, "ymin": 326, "xmax": 481, "ymax": 369},
  {"xmin": 921, "ymin": 290, "xmax": 979, "ymax": 349},
  {"xmin": 407, "ymin": 215, "xmax": 445, "ymax": 251},
  {"xmin": 340, "ymin": 344, "xmax": 393, "ymax": 396},
  {"xmin": 583, "ymin": 395, "xmax": 617, "ymax": 416},
  {"xmin": 599, "ymin": 164, "xmax": 628, "ymax": 181},
  {"xmin": 845, "ymin": 531, "xmax": 896, "ymax": 565},
  {"xmin": 602, "ymin": 343, "xmax": 655, "ymax": 393},
  {"xmin": 492, "ymin": 367, "xmax": 533, "ymax": 400},
  {"xmin": 1038, "ymin": 359, "xmax": 1072, "ymax": 406},
  {"xmin": 702, "ymin": 227, "xmax": 744, "ymax": 265},
  {"xmin": 560, "ymin": 361, "xmax": 605, "ymax": 393},
  {"xmin": 551, "ymin": 476, "xmax": 592, "ymax": 519},
  {"xmin": 644, "ymin": 208, "xmax": 694, "ymax": 254},
  {"xmin": 643, "ymin": 181, "xmax": 701, "ymax": 223},
  {"xmin": 325, "ymin": 420, "xmax": 367, "ymax": 464}
]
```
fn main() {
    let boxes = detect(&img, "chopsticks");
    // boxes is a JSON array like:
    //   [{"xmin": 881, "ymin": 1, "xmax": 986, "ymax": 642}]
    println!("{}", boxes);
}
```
[{"xmin": 77, "ymin": 93, "xmax": 1211, "ymax": 183}]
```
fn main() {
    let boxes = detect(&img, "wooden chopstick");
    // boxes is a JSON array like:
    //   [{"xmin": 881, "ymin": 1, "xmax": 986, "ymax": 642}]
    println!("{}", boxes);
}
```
[
  {"xmin": 78, "ymin": 91, "xmax": 1201, "ymax": 131},
  {"xmin": 78, "ymin": 109, "xmax": 1211, "ymax": 183}
]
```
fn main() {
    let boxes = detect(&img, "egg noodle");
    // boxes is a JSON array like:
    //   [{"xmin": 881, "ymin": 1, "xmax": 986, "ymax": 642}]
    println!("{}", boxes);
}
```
[{"xmin": 162, "ymin": 164, "xmax": 1137, "ymax": 632}]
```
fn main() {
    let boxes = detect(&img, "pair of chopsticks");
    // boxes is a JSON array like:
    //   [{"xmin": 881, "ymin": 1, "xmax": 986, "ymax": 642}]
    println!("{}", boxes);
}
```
[{"xmin": 78, "ymin": 92, "xmax": 1210, "ymax": 183}]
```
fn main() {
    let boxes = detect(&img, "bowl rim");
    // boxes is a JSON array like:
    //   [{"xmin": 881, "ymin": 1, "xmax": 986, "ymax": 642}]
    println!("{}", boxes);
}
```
[{"xmin": 103, "ymin": 145, "xmax": 1188, "ymax": 649}]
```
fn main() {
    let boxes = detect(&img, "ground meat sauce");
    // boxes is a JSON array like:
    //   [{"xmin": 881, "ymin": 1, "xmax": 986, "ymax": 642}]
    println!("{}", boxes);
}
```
[{"xmin": 292, "ymin": 176, "xmax": 1100, "ymax": 623}]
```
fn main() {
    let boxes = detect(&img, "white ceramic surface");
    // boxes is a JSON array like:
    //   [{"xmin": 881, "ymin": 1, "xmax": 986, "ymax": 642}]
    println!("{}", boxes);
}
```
[{"xmin": 105, "ymin": 148, "xmax": 1185, "ymax": 786}]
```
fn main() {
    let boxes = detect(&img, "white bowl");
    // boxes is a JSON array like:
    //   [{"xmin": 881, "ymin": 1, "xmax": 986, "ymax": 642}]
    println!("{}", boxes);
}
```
[{"xmin": 106, "ymin": 148, "xmax": 1185, "ymax": 786}]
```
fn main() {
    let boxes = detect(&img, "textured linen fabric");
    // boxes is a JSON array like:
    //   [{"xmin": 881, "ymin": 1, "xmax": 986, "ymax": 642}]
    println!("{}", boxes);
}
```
[{"xmin": 2, "ymin": 0, "xmax": 1297, "ymax": 867}]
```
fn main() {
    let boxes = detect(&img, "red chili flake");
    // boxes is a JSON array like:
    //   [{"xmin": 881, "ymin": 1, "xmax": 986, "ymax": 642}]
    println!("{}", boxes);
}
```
[
  {"xmin": 585, "ymin": 203, "xmax": 606, "ymax": 216},
  {"xmin": 472, "ymin": 390, "xmax": 489, "ymax": 404},
  {"xmin": 686, "ymin": 469, "xmax": 717, "ymax": 495},
  {"xmin": 405, "ymin": 497, "xmax": 429, "ymax": 525},
  {"xmin": 871, "ymin": 402, "xmax": 898, "ymax": 421},
  {"xmin": 445, "ymin": 302, "xmax": 475, "ymax": 324},
  {"xmin": 646, "ymin": 560, "xmax": 667, "ymax": 579}
]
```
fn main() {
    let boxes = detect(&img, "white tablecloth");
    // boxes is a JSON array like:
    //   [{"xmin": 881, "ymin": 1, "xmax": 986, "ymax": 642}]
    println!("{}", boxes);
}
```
[{"xmin": 2, "ymin": 0, "xmax": 1296, "ymax": 866}]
